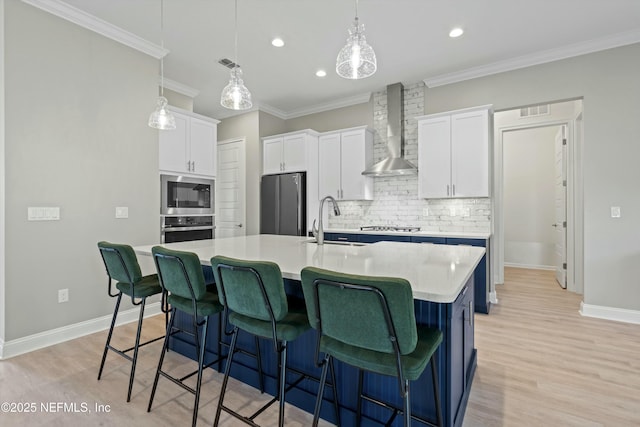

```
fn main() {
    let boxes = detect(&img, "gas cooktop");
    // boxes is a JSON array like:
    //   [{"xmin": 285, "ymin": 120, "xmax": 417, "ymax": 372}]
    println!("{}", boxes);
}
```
[{"xmin": 360, "ymin": 225, "xmax": 421, "ymax": 232}]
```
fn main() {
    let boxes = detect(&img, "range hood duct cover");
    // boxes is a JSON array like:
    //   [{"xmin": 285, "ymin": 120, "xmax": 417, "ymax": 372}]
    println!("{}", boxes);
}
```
[{"xmin": 362, "ymin": 82, "xmax": 418, "ymax": 176}]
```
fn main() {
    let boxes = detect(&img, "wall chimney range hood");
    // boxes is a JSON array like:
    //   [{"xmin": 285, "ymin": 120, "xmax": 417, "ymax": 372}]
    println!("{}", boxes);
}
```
[{"xmin": 362, "ymin": 82, "xmax": 418, "ymax": 176}]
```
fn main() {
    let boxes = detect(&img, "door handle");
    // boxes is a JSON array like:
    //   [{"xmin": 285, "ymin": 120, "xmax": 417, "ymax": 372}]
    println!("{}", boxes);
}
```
[{"xmin": 236, "ymin": 223, "xmax": 243, "ymax": 228}]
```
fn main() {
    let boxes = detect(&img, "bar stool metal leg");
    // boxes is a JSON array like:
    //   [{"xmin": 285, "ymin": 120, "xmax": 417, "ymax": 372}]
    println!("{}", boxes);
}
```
[
  {"xmin": 147, "ymin": 307, "xmax": 176, "ymax": 414},
  {"xmin": 127, "ymin": 298, "xmax": 147, "ymax": 402},
  {"xmin": 98, "ymin": 293, "xmax": 122, "ymax": 381}
]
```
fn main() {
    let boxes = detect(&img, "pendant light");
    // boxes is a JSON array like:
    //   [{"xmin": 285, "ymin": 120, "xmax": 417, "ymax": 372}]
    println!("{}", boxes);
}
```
[
  {"xmin": 336, "ymin": 0, "xmax": 377, "ymax": 80},
  {"xmin": 148, "ymin": 0, "xmax": 176, "ymax": 130},
  {"xmin": 220, "ymin": 0, "xmax": 252, "ymax": 110}
]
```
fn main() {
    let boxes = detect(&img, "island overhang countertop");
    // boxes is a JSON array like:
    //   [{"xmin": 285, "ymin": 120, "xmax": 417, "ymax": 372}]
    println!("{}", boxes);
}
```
[{"xmin": 134, "ymin": 234, "xmax": 485, "ymax": 303}]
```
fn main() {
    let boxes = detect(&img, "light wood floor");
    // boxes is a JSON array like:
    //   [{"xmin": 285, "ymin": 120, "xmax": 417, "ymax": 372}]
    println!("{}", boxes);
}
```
[
  {"xmin": 463, "ymin": 267, "xmax": 640, "ymax": 427},
  {"xmin": 1, "ymin": 268, "xmax": 639, "ymax": 426}
]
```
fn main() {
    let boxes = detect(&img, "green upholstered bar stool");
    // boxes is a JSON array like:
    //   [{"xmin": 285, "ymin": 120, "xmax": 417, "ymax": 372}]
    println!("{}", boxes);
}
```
[
  {"xmin": 211, "ymin": 256, "xmax": 317, "ymax": 427},
  {"xmin": 97, "ymin": 241, "xmax": 165, "ymax": 402},
  {"xmin": 301, "ymin": 267, "xmax": 444, "ymax": 427},
  {"xmin": 147, "ymin": 246, "xmax": 225, "ymax": 427}
]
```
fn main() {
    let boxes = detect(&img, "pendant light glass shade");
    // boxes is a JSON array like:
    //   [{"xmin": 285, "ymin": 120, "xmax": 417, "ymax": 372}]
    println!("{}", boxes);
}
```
[
  {"xmin": 221, "ymin": 0, "xmax": 252, "ymax": 110},
  {"xmin": 220, "ymin": 67, "xmax": 252, "ymax": 110},
  {"xmin": 336, "ymin": 2, "xmax": 377, "ymax": 80},
  {"xmin": 149, "ymin": 0, "xmax": 176, "ymax": 130},
  {"xmin": 148, "ymin": 96, "xmax": 176, "ymax": 130}
]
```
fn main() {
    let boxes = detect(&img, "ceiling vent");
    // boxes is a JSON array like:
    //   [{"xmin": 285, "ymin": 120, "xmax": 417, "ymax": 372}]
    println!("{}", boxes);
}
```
[
  {"xmin": 520, "ymin": 104, "xmax": 550, "ymax": 118},
  {"xmin": 218, "ymin": 58, "xmax": 240, "ymax": 69}
]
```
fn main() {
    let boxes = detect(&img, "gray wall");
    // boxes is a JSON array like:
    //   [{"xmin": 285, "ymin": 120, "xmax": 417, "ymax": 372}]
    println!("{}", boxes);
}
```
[
  {"xmin": 503, "ymin": 126, "xmax": 558, "ymax": 268},
  {"xmin": 285, "ymin": 101, "xmax": 373, "ymax": 133},
  {"xmin": 218, "ymin": 111, "xmax": 261, "ymax": 235},
  {"xmin": 3, "ymin": 1, "xmax": 160, "ymax": 340},
  {"xmin": 425, "ymin": 43, "xmax": 640, "ymax": 311},
  {"xmin": 0, "ymin": 0, "xmax": 6, "ymax": 343}
]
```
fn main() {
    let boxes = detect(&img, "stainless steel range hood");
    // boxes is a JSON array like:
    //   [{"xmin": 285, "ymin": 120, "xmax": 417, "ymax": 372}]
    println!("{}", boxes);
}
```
[{"xmin": 362, "ymin": 82, "xmax": 418, "ymax": 176}]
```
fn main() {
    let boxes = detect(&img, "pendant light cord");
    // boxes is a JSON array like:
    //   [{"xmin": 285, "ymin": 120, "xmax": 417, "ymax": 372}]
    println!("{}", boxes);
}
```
[
  {"xmin": 160, "ymin": 0, "xmax": 165, "ymax": 97},
  {"xmin": 234, "ymin": 0, "xmax": 239, "ymax": 70}
]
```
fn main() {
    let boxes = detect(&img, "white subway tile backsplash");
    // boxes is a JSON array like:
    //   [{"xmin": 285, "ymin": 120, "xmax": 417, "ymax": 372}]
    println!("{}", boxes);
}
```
[{"xmin": 328, "ymin": 81, "xmax": 491, "ymax": 233}]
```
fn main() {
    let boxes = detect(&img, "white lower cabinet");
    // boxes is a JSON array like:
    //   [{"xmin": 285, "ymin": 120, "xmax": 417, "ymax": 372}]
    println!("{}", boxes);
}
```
[
  {"xmin": 318, "ymin": 126, "xmax": 373, "ymax": 200},
  {"xmin": 159, "ymin": 108, "xmax": 219, "ymax": 178},
  {"xmin": 417, "ymin": 105, "xmax": 491, "ymax": 199}
]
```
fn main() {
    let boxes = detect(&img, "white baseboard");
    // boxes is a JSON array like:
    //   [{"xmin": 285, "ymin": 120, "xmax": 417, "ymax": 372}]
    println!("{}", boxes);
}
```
[
  {"xmin": 490, "ymin": 290, "xmax": 499, "ymax": 304},
  {"xmin": 504, "ymin": 262, "xmax": 555, "ymax": 271},
  {"xmin": 580, "ymin": 302, "xmax": 640, "ymax": 325},
  {"xmin": 0, "ymin": 302, "xmax": 162, "ymax": 360}
]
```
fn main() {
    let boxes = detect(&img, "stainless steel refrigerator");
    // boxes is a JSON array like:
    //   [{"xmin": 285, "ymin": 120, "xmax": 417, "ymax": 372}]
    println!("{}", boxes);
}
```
[{"xmin": 260, "ymin": 172, "xmax": 306, "ymax": 236}]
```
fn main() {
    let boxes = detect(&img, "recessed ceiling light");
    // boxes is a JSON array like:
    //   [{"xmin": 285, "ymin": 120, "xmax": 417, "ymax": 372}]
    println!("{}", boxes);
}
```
[
  {"xmin": 315, "ymin": 70, "xmax": 327, "ymax": 77},
  {"xmin": 271, "ymin": 37, "xmax": 285, "ymax": 47},
  {"xmin": 449, "ymin": 27, "xmax": 464, "ymax": 38}
]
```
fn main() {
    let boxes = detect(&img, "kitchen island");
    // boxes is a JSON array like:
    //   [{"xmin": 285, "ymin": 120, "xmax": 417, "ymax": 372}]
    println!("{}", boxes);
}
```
[{"xmin": 135, "ymin": 235, "xmax": 485, "ymax": 427}]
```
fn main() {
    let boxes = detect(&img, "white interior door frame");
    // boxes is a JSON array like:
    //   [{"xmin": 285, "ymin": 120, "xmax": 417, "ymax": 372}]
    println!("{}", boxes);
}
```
[
  {"xmin": 216, "ymin": 137, "xmax": 246, "ymax": 238},
  {"xmin": 493, "ymin": 115, "xmax": 584, "ymax": 295}
]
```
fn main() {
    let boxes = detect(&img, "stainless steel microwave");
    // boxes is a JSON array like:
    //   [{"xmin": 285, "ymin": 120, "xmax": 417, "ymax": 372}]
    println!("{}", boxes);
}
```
[{"xmin": 160, "ymin": 174, "xmax": 215, "ymax": 215}]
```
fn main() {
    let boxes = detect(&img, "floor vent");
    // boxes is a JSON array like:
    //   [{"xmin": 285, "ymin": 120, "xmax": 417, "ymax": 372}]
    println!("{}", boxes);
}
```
[
  {"xmin": 218, "ymin": 58, "xmax": 239, "ymax": 69},
  {"xmin": 520, "ymin": 104, "xmax": 550, "ymax": 118}
]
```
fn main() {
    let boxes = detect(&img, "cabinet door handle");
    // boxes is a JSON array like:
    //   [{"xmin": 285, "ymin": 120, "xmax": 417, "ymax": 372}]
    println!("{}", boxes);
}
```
[
  {"xmin": 192, "ymin": 161, "xmax": 195, "ymax": 172},
  {"xmin": 469, "ymin": 301, "xmax": 474, "ymax": 327},
  {"xmin": 453, "ymin": 184, "xmax": 456, "ymax": 196},
  {"xmin": 447, "ymin": 185, "xmax": 450, "ymax": 196}
]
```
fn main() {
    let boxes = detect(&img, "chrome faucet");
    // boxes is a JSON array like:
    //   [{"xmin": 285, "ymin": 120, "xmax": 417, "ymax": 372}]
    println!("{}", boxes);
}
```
[{"xmin": 312, "ymin": 196, "xmax": 341, "ymax": 245}]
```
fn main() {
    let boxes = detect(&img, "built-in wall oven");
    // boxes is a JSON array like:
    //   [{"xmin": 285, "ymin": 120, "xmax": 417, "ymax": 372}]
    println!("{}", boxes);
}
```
[
  {"xmin": 160, "ymin": 174, "xmax": 215, "ymax": 243},
  {"xmin": 161, "ymin": 215, "xmax": 214, "ymax": 243}
]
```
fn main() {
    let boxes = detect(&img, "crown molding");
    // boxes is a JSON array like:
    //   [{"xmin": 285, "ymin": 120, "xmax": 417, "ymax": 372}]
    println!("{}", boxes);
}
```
[
  {"xmin": 161, "ymin": 77, "xmax": 199, "ymax": 98},
  {"xmin": 424, "ymin": 28, "xmax": 640, "ymax": 88},
  {"xmin": 284, "ymin": 92, "xmax": 372, "ymax": 119},
  {"xmin": 21, "ymin": 0, "xmax": 167, "ymax": 59},
  {"xmin": 256, "ymin": 103, "xmax": 289, "ymax": 120}
]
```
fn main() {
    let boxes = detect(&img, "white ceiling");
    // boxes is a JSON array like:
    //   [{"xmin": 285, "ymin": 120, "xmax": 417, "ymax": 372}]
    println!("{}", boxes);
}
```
[{"xmin": 49, "ymin": 0, "xmax": 640, "ymax": 120}]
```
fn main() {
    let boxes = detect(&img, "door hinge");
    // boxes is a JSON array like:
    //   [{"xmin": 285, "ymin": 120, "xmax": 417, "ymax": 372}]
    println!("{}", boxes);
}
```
[
  {"xmin": 562, "ymin": 138, "xmax": 567, "ymax": 146},
  {"xmin": 563, "ymin": 180, "xmax": 567, "ymax": 187},
  {"xmin": 563, "ymin": 221, "xmax": 567, "ymax": 228},
  {"xmin": 563, "ymin": 262, "xmax": 567, "ymax": 270}
]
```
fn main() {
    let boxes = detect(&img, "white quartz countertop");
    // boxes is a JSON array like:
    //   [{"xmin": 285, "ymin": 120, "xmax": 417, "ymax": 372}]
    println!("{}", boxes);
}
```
[
  {"xmin": 326, "ymin": 228, "xmax": 491, "ymax": 239},
  {"xmin": 134, "ymin": 234, "xmax": 485, "ymax": 303}
]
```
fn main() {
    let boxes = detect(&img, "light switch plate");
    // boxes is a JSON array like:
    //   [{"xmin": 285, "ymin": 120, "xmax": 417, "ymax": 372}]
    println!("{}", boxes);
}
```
[
  {"xmin": 28, "ymin": 207, "xmax": 60, "ymax": 221},
  {"xmin": 611, "ymin": 206, "xmax": 621, "ymax": 218},
  {"xmin": 115, "ymin": 207, "xmax": 129, "ymax": 219}
]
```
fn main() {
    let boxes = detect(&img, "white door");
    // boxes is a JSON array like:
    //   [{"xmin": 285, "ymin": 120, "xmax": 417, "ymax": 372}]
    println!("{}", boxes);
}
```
[
  {"xmin": 282, "ymin": 133, "xmax": 307, "ymax": 172},
  {"xmin": 554, "ymin": 126, "xmax": 567, "ymax": 288},
  {"xmin": 262, "ymin": 137, "xmax": 283, "ymax": 175},
  {"xmin": 318, "ymin": 132, "xmax": 342, "ymax": 199},
  {"xmin": 189, "ymin": 117, "xmax": 217, "ymax": 177},
  {"xmin": 216, "ymin": 139, "xmax": 246, "ymax": 238},
  {"xmin": 451, "ymin": 109, "xmax": 489, "ymax": 197},
  {"xmin": 158, "ymin": 111, "xmax": 189, "ymax": 174},
  {"xmin": 418, "ymin": 116, "xmax": 451, "ymax": 198}
]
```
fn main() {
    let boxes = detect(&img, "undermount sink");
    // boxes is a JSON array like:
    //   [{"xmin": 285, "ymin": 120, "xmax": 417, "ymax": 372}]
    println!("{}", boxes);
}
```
[{"xmin": 305, "ymin": 239, "xmax": 367, "ymax": 247}]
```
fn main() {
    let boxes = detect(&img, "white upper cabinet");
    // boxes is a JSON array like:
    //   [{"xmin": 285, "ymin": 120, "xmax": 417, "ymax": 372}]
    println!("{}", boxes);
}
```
[
  {"xmin": 418, "ymin": 106, "xmax": 491, "ymax": 199},
  {"xmin": 159, "ymin": 108, "xmax": 219, "ymax": 178},
  {"xmin": 262, "ymin": 131, "xmax": 311, "ymax": 175},
  {"xmin": 318, "ymin": 126, "xmax": 373, "ymax": 200}
]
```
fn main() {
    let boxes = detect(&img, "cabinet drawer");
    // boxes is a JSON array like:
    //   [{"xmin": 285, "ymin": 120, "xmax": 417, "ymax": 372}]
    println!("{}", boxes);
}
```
[
  {"xmin": 410, "ymin": 236, "xmax": 447, "ymax": 244},
  {"xmin": 324, "ymin": 233, "xmax": 359, "ymax": 242},
  {"xmin": 359, "ymin": 234, "xmax": 411, "ymax": 243}
]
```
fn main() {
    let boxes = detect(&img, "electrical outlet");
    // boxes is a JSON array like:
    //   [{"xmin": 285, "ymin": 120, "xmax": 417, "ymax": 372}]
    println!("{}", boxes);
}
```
[
  {"xmin": 58, "ymin": 288, "xmax": 69, "ymax": 303},
  {"xmin": 115, "ymin": 207, "xmax": 129, "ymax": 219},
  {"xmin": 611, "ymin": 206, "xmax": 621, "ymax": 218}
]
